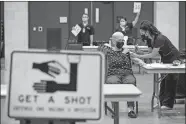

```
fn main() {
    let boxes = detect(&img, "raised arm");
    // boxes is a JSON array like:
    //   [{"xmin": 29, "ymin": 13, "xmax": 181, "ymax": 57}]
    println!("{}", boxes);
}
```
[{"xmin": 132, "ymin": 11, "xmax": 141, "ymax": 27}]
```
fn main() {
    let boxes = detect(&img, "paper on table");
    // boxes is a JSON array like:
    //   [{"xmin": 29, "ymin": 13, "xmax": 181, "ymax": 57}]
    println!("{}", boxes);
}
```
[
  {"xmin": 133, "ymin": 2, "xmax": 141, "ymax": 13},
  {"xmin": 144, "ymin": 63, "xmax": 186, "ymax": 69},
  {"xmin": 170, "ymin": 63, "xmax": 186, "ymax": 68},
  {"xmin": 145, "ymin": 63, "xmax": 168, "ymax": 68},
  {"xmin": 71, "ymin": 24, "xmax": 81, "ymax": 36}
]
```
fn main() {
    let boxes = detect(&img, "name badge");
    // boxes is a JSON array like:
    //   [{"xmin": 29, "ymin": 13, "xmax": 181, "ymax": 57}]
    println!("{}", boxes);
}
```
[{"xmin": 82, "ymin": 28, "xmax": 85, "ymax": 33}]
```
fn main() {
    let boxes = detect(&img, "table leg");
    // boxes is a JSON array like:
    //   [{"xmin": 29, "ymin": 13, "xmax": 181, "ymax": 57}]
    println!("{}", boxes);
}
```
[
  {"xmin": 185, "ymin": 98, "xmax": 186, "ymax": 117},
  {"xmin": 151, "ymin": 73, "xmax": 158, "ymax": 112},
  {"xmin": 105, "ymin": 102, "xmax": 108, "ymax": 115},
  {"xmin": 138, "ymin": 65, "xmax": 141, "ymax": 74},
  {"xmin": 157, "ymin": 99, "xmax": 162, "ymax": 118},
  {"xmin": 113, "ymin": 102, "xmax": 119, "ymax": 124},
  {"xmin": 156, "ymin": 74, "xmax": 162, "ymax": 118}
]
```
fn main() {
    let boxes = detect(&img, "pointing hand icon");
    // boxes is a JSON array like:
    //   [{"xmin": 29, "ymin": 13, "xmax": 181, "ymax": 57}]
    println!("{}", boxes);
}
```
[
  {"xmin": 33, "ymin": 80, "xmax": 58, "ymax": 93},
  {"xmin": 32, "ymin": 60, "xmax": 67, "ymax": 78}
]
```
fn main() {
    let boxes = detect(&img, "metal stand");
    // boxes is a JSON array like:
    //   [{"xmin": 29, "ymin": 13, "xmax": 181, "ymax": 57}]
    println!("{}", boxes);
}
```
[{"xmin": 113, "ymin": 102, "xmax": 119, "ymax": 124}]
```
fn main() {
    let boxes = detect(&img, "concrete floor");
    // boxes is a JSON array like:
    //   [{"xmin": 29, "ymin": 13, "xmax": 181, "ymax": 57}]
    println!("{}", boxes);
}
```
[{"xmin": 0, "ymin": 59, "xmax": 185, "ymax": 124}]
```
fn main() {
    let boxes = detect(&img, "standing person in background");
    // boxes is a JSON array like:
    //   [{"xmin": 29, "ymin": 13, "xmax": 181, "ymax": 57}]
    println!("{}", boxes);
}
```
[
  {"xmin": 115, "ymin": 10, "xmax": 141, "ymax": 45},
  {"xmin": 72, "ymin": 13, "xmax": 95, "ymax": 46}
]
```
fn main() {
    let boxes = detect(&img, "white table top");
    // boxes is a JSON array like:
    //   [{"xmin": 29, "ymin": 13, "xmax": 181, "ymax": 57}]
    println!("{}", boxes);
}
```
[
  {"xmin": 141, "ymin": 63, "xmax": 186, "ymax": 73},
  {"xmin": 124, "ymin": 45, "xmax": 148, "ymax": 49},
  {"xmin": 83, "ymin": 45, "xmax": 148, "ymax": 49},
  {"xmin": 104, "ymin": 84, "xmax": 142, "ymax": 96},
  {"xmin": 104, "ymin": 84, "xmax": 142, "ymax": 101},
  {"xmin": 83, "ymin": 46, "xmax": 99, "ymax": 49}
]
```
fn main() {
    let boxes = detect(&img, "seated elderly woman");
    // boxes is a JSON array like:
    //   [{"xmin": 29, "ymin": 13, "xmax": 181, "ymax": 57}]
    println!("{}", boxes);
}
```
[{"xmin": 98, "ymin": 32, "xmax": 144, "ymax": 118}]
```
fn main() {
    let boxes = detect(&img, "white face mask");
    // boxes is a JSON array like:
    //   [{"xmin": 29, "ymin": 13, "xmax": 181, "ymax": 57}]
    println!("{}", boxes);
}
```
[
  {"xmin": 120, "ymin": 22, "xmax": 126, "ymax": 26},
  {"xmin": 120, "ymin": 19, "xmax": 127, "ymax": 26},
  {"xmin": 82, "ymin": 28, "xmax": 85, "ymax": 33}
]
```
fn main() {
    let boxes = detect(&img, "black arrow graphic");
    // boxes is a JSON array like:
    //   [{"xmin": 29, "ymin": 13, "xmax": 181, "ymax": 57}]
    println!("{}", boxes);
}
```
[{"xmin": 33, "ymin": 63, "xmax": 77, "ymax": 93}]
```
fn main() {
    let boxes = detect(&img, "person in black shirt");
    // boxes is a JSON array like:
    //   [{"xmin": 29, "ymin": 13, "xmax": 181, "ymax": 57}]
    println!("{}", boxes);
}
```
[
  {"xmin": 115, "ymin": 11, "xmax": 140, "ymax": 45},
  {"xmin": 72, "ymin": 13, "xmax": 94, "ymax": 46},
  {"xmin": 132, "ymin": 20, "xmax": 180, "ymax": 110}
]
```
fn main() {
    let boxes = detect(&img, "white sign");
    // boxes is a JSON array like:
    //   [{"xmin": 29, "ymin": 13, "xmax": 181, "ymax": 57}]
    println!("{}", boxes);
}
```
[
  {"xmin": 38, "ymin": 26, "xmax": 43, "ymax": 32},
  {"xmin": 8, "ymin": 50, "xmax": 105, "ymax": 120},
  {"xmin": 59, "ymin": 17, "xmax": 67, "ymax": 23},
  {"xmin": 33, "ymin": 27, "xmax": 37, "ymax": 31},
  {"xmin": 95, "ymin": 8, "xmax": 99, "ymax": 23},
  {"xmin": 71, "ymin": 24, "xmax": 81, "ymax": 36},
  {"xmin": 133, "ymin": 2, "xmax": 141, "ymax": 13},
  {"xmin": 84, "ymin": 8, "xmax": 88, "ymax": 14}
]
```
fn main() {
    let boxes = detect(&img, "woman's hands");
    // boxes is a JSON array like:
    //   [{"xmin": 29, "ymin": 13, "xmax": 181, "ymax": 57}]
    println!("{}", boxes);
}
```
[
  {"xmin": 130, "ymin": 52, "xmax": 140, "ymax": 58},
  {"xmin": 122, "ymin": 48, "xmax": 130, "ymax": 54},
  {"xmin": 131, "ymin": 57, "xmax": 146, "ymax": 66}
]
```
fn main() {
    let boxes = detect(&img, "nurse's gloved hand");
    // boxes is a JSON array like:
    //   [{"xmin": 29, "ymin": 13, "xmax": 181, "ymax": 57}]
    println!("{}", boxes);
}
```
[
  {"xmin": 122, "ymin": 48, "xmax": 130, "ymax": 54},
  {"xmin": 135, "ymin": 44, "xmax": 139, "ymax": 53},
  {"xmin": 130, "ymin": 52, "xmax": 139, "ymax": 58}
]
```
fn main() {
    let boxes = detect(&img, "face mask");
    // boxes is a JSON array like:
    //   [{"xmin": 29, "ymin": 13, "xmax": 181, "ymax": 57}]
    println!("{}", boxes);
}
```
[
  {"xmin": 141, "ymin": 34, "xmax": 149, "ymax": 41},
  {"xmin": 116, "ymin": 42, "xmax": 124, "ymax": 49},
  {"xmin": 120, "ymin": 22, "xmax": 126, "ymax": 26}
]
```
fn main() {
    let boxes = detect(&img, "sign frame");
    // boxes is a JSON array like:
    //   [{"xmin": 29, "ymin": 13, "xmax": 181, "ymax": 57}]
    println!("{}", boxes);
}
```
[{"xmin": 7, "ymin": 50, "xmax": 105, "ymax": 121}]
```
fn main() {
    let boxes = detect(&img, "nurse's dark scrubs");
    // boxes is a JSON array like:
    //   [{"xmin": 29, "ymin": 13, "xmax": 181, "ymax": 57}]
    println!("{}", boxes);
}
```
[
  {"xmin": 152, "ymin": 34, "xmax": 180, "ymax": 108},
  {"xmin": 153, "ymin": 34, "xmax": 180, "ymax": 63}
]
